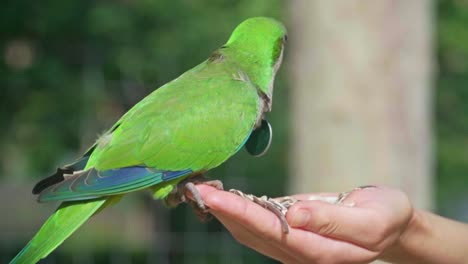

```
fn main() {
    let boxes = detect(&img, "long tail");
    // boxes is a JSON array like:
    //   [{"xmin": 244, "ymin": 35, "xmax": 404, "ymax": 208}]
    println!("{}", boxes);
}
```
[{"xmin": 10, "ymin": 197, "xmax": 118, "ymax": 264}]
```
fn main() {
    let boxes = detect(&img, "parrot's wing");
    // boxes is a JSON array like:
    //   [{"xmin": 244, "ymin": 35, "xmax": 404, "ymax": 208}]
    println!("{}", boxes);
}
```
[
  {"xmin": 32, "ymin": 155, "xmax": 90, "ymax": 195},
  {"xmin": 37, "ymin": 166, "xmax": 192, "ymax": 202}
]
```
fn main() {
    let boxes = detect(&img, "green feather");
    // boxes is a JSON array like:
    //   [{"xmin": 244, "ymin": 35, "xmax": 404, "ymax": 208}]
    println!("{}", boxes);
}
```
[{"xmin": 11, "ymin": 198, "xmax": 107, "ymax": 264}]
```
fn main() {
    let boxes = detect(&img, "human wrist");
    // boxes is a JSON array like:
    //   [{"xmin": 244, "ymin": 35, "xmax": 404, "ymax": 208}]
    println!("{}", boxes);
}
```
[
  {"xmin": 380, "ymin": 208, "xmax": 468, "ymax": 264},
  {"xmin": 379, "ymin": 208, "xmax": 428, "ymax": 263}
]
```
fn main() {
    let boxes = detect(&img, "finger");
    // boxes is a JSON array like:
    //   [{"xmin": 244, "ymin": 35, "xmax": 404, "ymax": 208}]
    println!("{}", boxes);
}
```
[
  {"xmin": 286, "ymin": 193, "xmax": 339, "ymax": 201},
  {"xmin": 196, "ymin": 185, "xmax": 301, "ymax": 262},
  {"xmin": 283, "ymin": 186, "xmax": 381, "ymax": 205},
  {"xmin": 212, "ymin": 212, "xmax": 300, "ymax": 263},
  {"xmin": 196, "ymin": 185, "xmax": 285, "ymax": 240},
  {"xmin": 273, "ymin": 193, "xmax": 340, "ymax": 205},
  {"xmin": 286, "ymin": 198, "xmax": 396, "ymax": 252}
]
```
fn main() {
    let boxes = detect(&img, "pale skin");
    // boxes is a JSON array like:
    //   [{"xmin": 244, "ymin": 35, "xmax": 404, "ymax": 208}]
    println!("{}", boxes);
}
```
[{"xmin": 194, "ymin": 185, "xmax": 468, "ymax": 264}]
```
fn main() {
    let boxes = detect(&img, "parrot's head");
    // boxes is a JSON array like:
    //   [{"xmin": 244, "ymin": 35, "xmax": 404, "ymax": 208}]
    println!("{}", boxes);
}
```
[{"xmin": 225, "ymin": 17, "xmax": 287, "ymax": 106}]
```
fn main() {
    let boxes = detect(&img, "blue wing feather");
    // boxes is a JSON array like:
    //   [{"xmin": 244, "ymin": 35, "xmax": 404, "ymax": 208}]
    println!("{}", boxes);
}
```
[{"xmin": 38, "ymin": 166, "xmax": 192, "ymax": 202}]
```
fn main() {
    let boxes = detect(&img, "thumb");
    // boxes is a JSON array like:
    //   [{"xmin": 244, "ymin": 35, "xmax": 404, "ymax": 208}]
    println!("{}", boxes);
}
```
[{"xmin": 286, "ymin": 200, "xmax": 376, "ymax": 244}]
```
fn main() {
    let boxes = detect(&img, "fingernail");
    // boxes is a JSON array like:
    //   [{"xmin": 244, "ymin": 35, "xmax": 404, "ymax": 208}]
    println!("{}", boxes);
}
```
[{"xmin": 290, "ymin": 209, "xmax": 310, "ymax": 227}]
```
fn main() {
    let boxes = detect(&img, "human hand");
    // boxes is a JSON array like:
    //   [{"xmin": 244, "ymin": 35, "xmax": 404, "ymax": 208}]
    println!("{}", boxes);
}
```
[{"xmin": 195, "ymin": 185, "xmax": 413, "ymax": 264}]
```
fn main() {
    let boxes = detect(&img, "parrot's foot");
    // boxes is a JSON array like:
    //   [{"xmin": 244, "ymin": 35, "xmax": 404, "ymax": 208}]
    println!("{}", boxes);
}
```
[
  {"xmin": 165, "ymin": 175, "xmax": 224, "ymax": 221},
  {"xmin": 336, "ymin": 185, "xmax": 377, "ymax": 206},
  {"xmin": 229, "ymin": 189, "xmax": 297, "ymax": 234}
]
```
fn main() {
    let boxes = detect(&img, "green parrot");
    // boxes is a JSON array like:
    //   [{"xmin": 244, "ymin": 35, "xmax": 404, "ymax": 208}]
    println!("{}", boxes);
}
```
[{"xmin": 11, "ymin": 16, "xmax": 287, "ymax": 263}]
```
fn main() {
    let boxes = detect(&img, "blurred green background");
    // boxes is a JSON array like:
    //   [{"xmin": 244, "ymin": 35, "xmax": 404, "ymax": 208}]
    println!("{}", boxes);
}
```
[{"xmin": 0, "ymin": 0, "xmax": 467, "ymax": 263}]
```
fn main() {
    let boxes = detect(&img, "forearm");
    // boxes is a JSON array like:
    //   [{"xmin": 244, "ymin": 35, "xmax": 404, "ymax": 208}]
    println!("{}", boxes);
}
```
[{"xmin": 380, "ymin": 209, "xmax": 468, "ymax": 264}]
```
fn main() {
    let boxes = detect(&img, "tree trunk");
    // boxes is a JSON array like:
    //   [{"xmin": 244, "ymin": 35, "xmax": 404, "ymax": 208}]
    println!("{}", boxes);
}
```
[{"xmin": 288, "ymin": 0, "xmax": 434, "ymax": 210}]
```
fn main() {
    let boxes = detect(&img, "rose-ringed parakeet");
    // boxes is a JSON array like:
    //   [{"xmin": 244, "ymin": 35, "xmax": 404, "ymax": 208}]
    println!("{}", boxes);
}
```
[{"xmin": 11, "ymin": 17, "xmax": 287, "ymax": 263}]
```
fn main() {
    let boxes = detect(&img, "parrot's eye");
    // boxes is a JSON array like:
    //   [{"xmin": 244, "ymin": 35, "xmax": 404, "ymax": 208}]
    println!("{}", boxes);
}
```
[{"xmin": 283, "ymin": 35, "xmax": 288, "ymax": 42}]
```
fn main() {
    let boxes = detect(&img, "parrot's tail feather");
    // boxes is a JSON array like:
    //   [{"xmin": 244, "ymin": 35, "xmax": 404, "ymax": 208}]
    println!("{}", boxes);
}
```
[{"xmin": 10, "ymin": 197, "xmax": 116, "ymax": 264}]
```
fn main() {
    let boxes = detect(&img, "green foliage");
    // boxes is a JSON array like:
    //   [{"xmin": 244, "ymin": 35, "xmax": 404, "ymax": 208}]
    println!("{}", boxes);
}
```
[{"xmin": 436, "ymin": 0, "xmax": 468, "ymax": 219}]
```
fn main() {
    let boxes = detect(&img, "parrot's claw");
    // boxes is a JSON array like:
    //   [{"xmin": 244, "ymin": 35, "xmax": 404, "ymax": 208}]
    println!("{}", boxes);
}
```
[
  {"xmin": 184, "ymin": 182, "xmax": 206, "ymax": 211},
  {"xmin": 187, "ymin": 179, "xmax": 224, "ymax": 221},
  {"xmin": 202, "ymin": 179, "xmax": 224, "ymax": 191},
  {"xmin": 165, "ymin": 175, "xmax": 224, "ymax": 222},
  {"xmin": 229, "ymin": 189, "xmax": 298, "ymax": 234}
]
